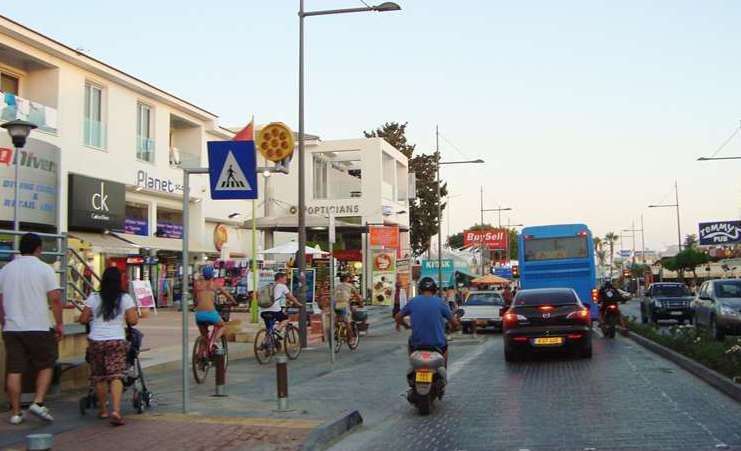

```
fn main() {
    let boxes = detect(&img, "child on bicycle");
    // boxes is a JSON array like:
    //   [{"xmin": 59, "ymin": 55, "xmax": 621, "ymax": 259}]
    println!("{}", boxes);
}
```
[
  {"xmin": 260, "ymin": 272, "xmax": 299, "ymax": 331},
  {"xmin": 334, "ymin": 273, "xmax": 362, "ymax": 337},
  {"xmin": 194, "ymin": 266, "xmax": 236, "ymax": 350}
]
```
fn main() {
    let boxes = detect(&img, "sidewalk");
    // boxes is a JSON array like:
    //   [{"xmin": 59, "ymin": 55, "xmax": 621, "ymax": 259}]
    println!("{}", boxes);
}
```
[{"xmin": 1, "ymin": 306, "xmax": 396, "ymax": 451}]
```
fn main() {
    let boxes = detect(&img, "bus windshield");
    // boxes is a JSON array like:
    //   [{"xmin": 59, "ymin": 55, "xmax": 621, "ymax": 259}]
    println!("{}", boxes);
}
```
[{"xmin": 524, "ymin": 236, "xmax": 588, "ymax": 261}]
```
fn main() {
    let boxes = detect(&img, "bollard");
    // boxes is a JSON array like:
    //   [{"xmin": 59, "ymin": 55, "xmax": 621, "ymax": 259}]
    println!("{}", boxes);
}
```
[
  {"xmin": 26, "ymin": 434, "xmax": 53, "ymax": 451},
  {"xmin": 213, "ymin": 346, "xmax": 227, "ymax": 397},
  {"xmin": 276, "ymin": 355, "xmax": 290, "ymax": 411}
]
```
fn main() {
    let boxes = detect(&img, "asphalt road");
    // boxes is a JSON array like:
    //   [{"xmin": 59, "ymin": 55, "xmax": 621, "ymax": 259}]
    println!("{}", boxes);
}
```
[{"xmin": 331, "ymin": 327, "xmax": 741, "ymax": 451}]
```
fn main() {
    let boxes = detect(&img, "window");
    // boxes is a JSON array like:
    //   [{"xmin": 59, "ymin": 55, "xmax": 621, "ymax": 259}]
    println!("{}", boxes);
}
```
[
  {"xmin": 312, "ymin": 151, "xmax": 362, "ymax": 199},
  {"xmin": 523, "ymin": 236, "xmax": 588, "ymax": 261},
  {"xmin": 313, "ymin": 155, "xmax": 328, "ymax": 199},
  {"xmin": 465, "ymin": 293, "xmax": 504, "ymax": 306},
  {"xmin": 514, "ymin": 290, "xmax": 578, "ymax": 306},
  {"xmin": 652, "ymin": 284, "xmax": 691, "ymax": 297},
  {"xmin": 84, "ymin": 82, "xmax": 105, "ymax": 148},
  {"xmin": 137, "ymin": 102, "xmax": 154, "ymax": 162},
  {"xmin": 714, "ymin": 280, "xmax": 741, "ymax": 298},
  {"xmin": 1, "ymin": 72, "xmax": 19, "ymax": 95}
]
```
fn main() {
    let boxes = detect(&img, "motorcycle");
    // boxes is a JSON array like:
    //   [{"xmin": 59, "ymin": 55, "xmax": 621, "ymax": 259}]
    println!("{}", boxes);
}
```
[
  {"xmin": 600, "ymin": 303, "xmax": 620, "ymax": 338},
  {"xmin": 404, "ymin": 308, "xmax": 463, "ymax": 415}
]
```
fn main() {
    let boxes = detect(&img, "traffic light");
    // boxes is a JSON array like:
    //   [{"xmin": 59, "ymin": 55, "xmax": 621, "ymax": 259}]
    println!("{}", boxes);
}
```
[{"xmin": 512, "ymin": 265, "xmax": 519, "ymax": 278}]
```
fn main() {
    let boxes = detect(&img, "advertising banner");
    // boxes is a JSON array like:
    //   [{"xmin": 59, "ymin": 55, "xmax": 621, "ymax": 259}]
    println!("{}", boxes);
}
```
[
  {"xmin": 421, "ymin": 259, "xmax": 454, "ymax": 287},
  {"xmin": 463, "ymin": 228, "xmax": 507, "ymax": 250},
  {"xmin": 68, "ymin": 174, "xmax": 125, "ymax": 231},
  {"xmin": 699, "ymin": 221, "xmax": 741, "ymax": 246},
  {"xmin": 0, "ymin": 135, "xmax": 59, "ymax": 227},
  {"xmin": 130, "ymin": 279, "xmax": 156, "ymax": 313},
  {"xmin": 371, "ymin": 249, "xmax": 396, "ymax": 305},
  {"xmin": 290, "ymin": 268, "xmax": 316, "ymax": 306},
  {"xmin": 369, "ymin": 225, "xmax": 400, "ymax": 249}
]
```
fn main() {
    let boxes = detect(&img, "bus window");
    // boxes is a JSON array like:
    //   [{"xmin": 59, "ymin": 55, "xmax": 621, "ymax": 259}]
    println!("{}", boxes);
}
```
[{"xmin": 524, "ymin": 236, "xmax": 588, "ymax": 262}]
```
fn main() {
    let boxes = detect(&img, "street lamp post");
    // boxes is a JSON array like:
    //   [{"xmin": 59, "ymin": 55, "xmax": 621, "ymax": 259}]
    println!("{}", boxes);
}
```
[
  {"xmin": 481, "ymin": 205, "xmax": 512, "ymax": 271},
  {"xmin": 1, "ymin": 119, "xmax": 37, "ymax": 246},
  {"xmin": 648, "ymin": 180, "xmax": 682, "ymax": 253},
  {"xmin": 297, "ymin": 0, "xmax": 400, "ymax": 347}
]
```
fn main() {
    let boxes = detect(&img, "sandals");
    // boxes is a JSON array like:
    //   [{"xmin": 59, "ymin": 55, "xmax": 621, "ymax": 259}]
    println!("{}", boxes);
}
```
[
  {"xmin": 97, "ymin": 412, "xmax": 109, "ymax": 420},
  {"xmin": 109, "ymin": 412, "xmax": 125, "ymax": 426}
]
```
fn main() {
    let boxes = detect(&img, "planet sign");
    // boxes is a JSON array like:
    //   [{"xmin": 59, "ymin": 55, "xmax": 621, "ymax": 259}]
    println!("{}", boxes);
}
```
[{"xmin": 257, "ymin": 122, "xmax": 295, "ymax": 162}]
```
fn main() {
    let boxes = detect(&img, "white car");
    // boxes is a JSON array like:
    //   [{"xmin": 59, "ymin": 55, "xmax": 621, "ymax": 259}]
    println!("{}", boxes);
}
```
[{"xmin": 461, "ymin": 291, "xmax": 506, "ymax": 334}]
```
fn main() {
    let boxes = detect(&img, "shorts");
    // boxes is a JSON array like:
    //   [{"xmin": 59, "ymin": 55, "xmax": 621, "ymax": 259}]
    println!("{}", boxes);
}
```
[
  {"xmin": 334, "ymin": 308, "xmax": 348, "ymax": 319},
  {"xmin": 195, "ymin": 310, "xmax": 223, "ymax": 326},
  {"xmin": 2, "ymin": 330, "xmax": 58, "ymax": 374},
  {"xmin": 261, "ymin": 311, "xmax": 288, "ymax": 329},
  {"xmin": 86, "ymin": 339, "xmax": 128, "ymax": 383}
]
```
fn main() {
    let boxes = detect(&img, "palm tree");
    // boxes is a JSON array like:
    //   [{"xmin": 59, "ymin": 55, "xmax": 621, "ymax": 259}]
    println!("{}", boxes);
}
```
[
  {"xmin": 604, "ymin": 232, "xmax": 619, "ymax": 275},
  {"xmin": 593, "ymin": 237, "xmax": 607, "ymax": 267}
]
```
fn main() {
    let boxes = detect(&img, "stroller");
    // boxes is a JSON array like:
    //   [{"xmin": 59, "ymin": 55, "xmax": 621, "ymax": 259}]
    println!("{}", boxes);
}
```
[{"xmin": 79, "ymin": 326, "xmax": 154, "ymax": 415}]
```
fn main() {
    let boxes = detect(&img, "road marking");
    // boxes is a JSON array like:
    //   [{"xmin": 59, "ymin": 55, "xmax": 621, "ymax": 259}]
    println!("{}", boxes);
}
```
[
  {"xmin": 133, "ymin": 413, "xmax": 320, "ymax": 429},
  {"xmin": 447, "ymin": 338, "xmax": 494, "ymax": 380}
]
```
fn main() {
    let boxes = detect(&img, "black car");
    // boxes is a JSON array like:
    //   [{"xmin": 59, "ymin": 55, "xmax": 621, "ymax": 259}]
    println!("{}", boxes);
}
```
[
  {"xmin": 640, "ymin": 283, "xmax": 694, "ymax": 325},
  {"xmin": 502, "ymin": 288, "xmax": 592, "ymax": 362}
]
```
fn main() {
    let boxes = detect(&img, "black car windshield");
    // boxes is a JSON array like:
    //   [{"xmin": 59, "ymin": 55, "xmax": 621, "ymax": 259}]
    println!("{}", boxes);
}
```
[
  {"xmin": 714, "ymin": 281, "xmax": 741, "ymax": 298},
  {"xmin": 514, "ymin": 290, "xmax": 577, "ymax": 306},
  {"xmin": 466, "ymin": 293, "xmax": 504, "ymax": 306},
  {"xmin": 652, "ymin": 285, "xmax": 691, "ymax": 297}
]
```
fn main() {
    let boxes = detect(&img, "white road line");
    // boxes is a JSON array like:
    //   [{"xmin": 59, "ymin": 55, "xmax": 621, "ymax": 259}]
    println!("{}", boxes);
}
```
[{"xmin": 447, "ymin": 337, "xmax": 494, "ymax": 380}]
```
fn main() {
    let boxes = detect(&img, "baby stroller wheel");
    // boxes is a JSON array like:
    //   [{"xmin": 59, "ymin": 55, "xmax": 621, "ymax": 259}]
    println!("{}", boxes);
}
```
[{"xmin": 132, "ymin": 389, "xmax": 144, "ymax": 414}]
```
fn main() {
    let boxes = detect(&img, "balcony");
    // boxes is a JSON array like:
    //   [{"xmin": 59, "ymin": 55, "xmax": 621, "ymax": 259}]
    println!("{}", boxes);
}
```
[
  {"xmin": 136, "ymin": 136, "xmax": 155, "ymax": 162},
  {"xmin": 169, "ymin": 114, "xmax": 201, "ymax": 168},
  {"xmin": 1, "ymin": 91, "xmax": 57, "ymax": 134},
  {"xmin": 83, "ymin": 118, "xmax": 105, "ymax": 149}
]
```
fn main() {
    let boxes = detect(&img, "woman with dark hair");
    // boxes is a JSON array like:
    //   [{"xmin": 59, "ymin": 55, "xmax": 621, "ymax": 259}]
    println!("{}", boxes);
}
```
[{"xmin": 79, "ymin": 267, "xmax": 138, "ymax": 426}]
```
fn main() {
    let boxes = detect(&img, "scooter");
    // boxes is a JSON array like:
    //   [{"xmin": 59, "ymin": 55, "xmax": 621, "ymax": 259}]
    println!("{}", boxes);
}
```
[
  {"xmin": 600, "ymin": 303, "xmax": 620, "ymax": 338},
  {"xmin": 404, "ymin": 308, "xmax": 463, "ymax": 415}
]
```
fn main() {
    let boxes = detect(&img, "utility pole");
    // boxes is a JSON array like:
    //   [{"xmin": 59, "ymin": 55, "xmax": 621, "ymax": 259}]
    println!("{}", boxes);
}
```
[
  {"xmin": 640, "ymin": 214, "xmax": 646, "ymax": 264},
  {"xmin": 480, "ymin": 186, "xmax": 485, "ymax": 275},
  {"xmin": 436, "ymin": 125, "xmax": 443, "ymax": 289}
]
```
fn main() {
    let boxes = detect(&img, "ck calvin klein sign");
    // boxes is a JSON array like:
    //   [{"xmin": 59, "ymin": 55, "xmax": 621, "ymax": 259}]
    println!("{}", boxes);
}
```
[{"xmin": 68, "ymin": 174, "xmax": 125, "ymax": 231}]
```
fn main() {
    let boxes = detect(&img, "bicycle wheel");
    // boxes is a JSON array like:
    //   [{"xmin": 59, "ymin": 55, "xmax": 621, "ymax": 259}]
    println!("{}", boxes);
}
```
[
  {"xmin": 334, "ymin": 324, "xmax": 344, "ymax": 353},
  {"xmin": 220, "ymin": 336, "xmax": 229, "ymax": 369},
  {"xmin": 284, "ymin": 324, "xmax": 302, "ymax": 360},
  {"xmin": 253, "ymin": 329, "xmax": 272, "ymax": 364},
  {"xmin": 192, "ymin": 336, "xmax": 209, "ymax": 384},
  {"xmin": 347, "ymin": 322, "xmax": 360, "ymax": 350}
]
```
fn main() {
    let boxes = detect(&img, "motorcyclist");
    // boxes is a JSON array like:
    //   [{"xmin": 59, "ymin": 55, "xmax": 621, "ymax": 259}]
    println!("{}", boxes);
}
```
[
  {"xmin": 395, "ymin": 277, "xmax": 460, "ymax": 365},
  {"xmin": 597, "ymin": 279, "xmax": 627, "ymax": 329}
]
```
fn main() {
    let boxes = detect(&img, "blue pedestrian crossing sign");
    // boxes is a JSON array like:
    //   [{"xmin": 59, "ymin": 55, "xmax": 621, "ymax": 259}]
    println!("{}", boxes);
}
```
[{"xmin": 207, "ymin": 140, "xmax": 258, "ymax": 200}]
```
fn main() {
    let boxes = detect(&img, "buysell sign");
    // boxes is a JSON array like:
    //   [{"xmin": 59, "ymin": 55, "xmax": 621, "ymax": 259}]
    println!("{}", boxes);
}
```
[
  {"xmin": 68, "ymin": 174, "xmax": 125, "ymax": 231},
  {"xmin": 698, "ymin": 221, "xmax": 741, "ymax": 245}
]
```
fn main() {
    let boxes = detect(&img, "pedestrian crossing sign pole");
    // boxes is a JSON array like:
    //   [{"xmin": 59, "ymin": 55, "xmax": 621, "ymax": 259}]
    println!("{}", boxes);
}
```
[{"xmin": 207, "ymin": 140, "xmax": 258, "ymax": 200}]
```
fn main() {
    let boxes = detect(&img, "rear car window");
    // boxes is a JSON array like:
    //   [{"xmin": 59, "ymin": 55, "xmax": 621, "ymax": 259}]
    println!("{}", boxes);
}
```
[
  {"xmin": 652, "ymin": 285, "xmax": 691, "ymax": 297},
  {"xmin": 714, "ymin": 281, "xmax": 741, "ymax": 298},
  {"xmin": 514, "ymin": 290, "xmax": 577, "ymax": 306},
  {"xmin": 465, "ymin": 293, "xmax": 504, "ymax": 306}
]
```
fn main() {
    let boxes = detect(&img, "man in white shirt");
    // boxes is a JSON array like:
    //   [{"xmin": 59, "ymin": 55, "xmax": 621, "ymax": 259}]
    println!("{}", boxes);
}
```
[
  {"xmin": 0, "ymin": 233, "xmax": 63, "ymax": 425},
  {"xmin": 259, "ymin": 272, "xmax": 298, "ymax": 330}
]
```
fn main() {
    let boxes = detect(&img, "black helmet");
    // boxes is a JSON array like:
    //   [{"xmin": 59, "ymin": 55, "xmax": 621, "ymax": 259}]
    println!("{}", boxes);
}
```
[{"xmin": 418, "ymin": 277, "xmax": 438, "ymax": 293}]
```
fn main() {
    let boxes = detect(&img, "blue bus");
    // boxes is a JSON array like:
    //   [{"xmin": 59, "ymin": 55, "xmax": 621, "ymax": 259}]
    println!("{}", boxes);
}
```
[{"xmin": 518, "ymin": 224, "xmax": 598, "ymax": 318}]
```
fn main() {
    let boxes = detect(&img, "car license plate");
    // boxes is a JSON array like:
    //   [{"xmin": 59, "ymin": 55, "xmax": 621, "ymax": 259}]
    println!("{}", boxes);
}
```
[
  {"xmin": 533, "ymin": 337, "xmax": 564, "ymax": 346},
  {"xmin": 670, "ymin": 311, "xmax": 684, "ymax": 316},
  {"xmin": 415, "ymin": 371, "xmax": 433, "ymax": 383}
]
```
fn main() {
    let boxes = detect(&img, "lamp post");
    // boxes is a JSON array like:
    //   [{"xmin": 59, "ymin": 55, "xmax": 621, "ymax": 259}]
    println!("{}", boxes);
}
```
[
  {"xmin": 297, "ymin": 0, "xmax": 400, "ymax": 347},
  {"xmin": 623, "ymin": 222, "xmax": 640, "ymax": 266},
  {"xmin": 648, "ymin": 180, "xmax": 682, "ymax": 253},
  {"xmin": 697, "ymin": 156, "xmax": 741, "ymax": 161},
  {"xmin": 1, "ymin": 119, "xmax": 37, "ymax": 242},
  {"xmin": 435, "ymin": 134, "xmax": 484, "ymax": 288},
  {"xmin": 480, "ymin": 205, "xmax": 512, "ymax": 271}
]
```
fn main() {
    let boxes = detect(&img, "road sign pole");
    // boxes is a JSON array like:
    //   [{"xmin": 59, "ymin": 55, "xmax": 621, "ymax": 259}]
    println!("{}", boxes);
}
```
[
  {"xmin": 251, "ymin": 199, "xmax": 259, "ymax": 324},
  {"xmin": 181, "ymin": 170, "xmax": 190, "ymax": 414}
]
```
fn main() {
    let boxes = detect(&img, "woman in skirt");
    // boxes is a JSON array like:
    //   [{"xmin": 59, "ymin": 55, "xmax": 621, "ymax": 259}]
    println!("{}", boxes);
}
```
[{"xmin": 79, "ymin": 266, "xmax": 138, "ymax": 426}]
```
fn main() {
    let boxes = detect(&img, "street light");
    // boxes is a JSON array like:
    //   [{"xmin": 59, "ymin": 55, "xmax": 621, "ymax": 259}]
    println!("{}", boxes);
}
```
[
  {"xmin": 297, "ymin": 1, "xmax": 401, "ymax": 347},
  {"xmin": 1, "ymin": 119, "xmax": 37, "ymax": 236},
  {"xmin": 648, "ymin": 181, "xmax": 682, "ymax": 253},
  {"xmin": 697, "ymin": 156, "xmax": 741, "ymax": 161}
]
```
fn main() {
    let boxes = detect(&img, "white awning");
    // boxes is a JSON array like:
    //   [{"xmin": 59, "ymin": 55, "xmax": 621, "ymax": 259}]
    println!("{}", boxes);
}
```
[
  {"xmin": 68, "ymin": 232, "xmax": 139, "ymax": 255},
  {"xmin": 114, "ymin": 233, "xmax": 216, "ymax": 254}
]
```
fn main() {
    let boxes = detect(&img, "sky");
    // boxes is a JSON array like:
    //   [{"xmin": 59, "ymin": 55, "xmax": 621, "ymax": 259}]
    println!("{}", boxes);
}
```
[{"xmin": 3, "ymin": 1, "xmax": 740, "ymax": 252}]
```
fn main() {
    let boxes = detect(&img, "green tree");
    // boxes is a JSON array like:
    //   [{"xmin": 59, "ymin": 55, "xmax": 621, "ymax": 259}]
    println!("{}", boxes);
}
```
[
  {"xmin": 593, "ymin": 236, "xmax": 607, "ymax": 267},
  {"xmin": 604, "ymin": 232, "xmax": 619, "ymax": 273},
  {"xmin": 684, "ymin": 234, "xmax": 698, "ymax": 249},
  {"xmin": 447, "ymin": 232, "xmax": 464, "ymax": 249},
  {"xmin": 674, "ymin": 247, "xmax": 710, "ymax": 280},
  {"xmin": 364, "ymin": 122, "xmax": 447, "ymax": 256},
  {"xmin": 508, "ymin": 228, "xmax": 519, "ymax": 260}
]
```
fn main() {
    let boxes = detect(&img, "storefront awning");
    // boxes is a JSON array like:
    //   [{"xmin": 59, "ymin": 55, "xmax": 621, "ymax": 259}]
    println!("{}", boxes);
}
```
[
  {"xmin": 68, "ymin": 232, "xmax": 139, "ymax": 256},
  {"xmin": 242, "ymin": 214, "xmax": 366, "ymax": 233},
  {"xmin": 114, "ymin": 233, "xmax": 216, "ymax": 254}
]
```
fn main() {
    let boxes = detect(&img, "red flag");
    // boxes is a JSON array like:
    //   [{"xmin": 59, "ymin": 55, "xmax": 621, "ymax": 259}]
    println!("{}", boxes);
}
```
[{"xmin": 233, "ymin": 117, "xmax": 254, "ymax": 141}]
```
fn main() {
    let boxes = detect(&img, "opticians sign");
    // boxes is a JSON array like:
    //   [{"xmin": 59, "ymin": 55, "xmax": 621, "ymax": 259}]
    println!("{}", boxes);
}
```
[
  {"xmin": 699, "ymin": 220, "xmax": 741, "ymax": 245},
  {"xmin": 68, "ymin": 174, "xmax": 125, "ymax": 231}
]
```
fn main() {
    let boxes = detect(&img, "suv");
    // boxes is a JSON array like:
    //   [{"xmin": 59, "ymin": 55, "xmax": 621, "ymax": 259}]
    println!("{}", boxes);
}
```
[
  {"xmin": 640, "ymin": 283, "xmax": 693, "ymax": 325},
  {"xmin": 692, "ymin": 279, "xmax": 741, "ymax": 340}
]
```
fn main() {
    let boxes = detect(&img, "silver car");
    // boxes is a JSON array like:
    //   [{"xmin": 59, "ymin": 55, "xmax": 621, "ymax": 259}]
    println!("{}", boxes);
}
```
[
  {"xmin": 460, "ymin": 291, "xmax": 505, "ymax": 334},
  {"xmin": 692, "ymin": 279, "xmax": 741, "ymax": 340}
]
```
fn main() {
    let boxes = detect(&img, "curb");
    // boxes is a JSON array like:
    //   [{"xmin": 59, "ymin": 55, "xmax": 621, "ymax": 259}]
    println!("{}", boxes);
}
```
[
  {"xmin": 300, "ymin": 410, "xmax": 363, "ymax": 451},
  {"xmin": 624, "ymin": 330, "xmax": 741, "ymax": 403}
]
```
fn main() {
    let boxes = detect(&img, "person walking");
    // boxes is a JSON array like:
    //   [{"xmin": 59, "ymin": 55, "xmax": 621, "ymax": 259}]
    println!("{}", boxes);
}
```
[
  {"xmin": 0, "ymin": 233, "xmax": 63, "ymax": 425},
  {"xmin": 78, "ymin": 267, "xmax": 138, "ymax": 426}
]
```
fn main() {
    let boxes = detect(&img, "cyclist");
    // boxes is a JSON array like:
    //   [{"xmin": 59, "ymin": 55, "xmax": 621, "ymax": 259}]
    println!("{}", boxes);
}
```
[
  {"xmin": 194, "ymin": 266, "xmax": 235, "ymax": 350},
  {"xmin": 334, "ymin": 273, "xmax": 362, "ymax": 338},
  {"xmin": 260, "ymin": 272, "xmax": 299, "ymax": 332}
]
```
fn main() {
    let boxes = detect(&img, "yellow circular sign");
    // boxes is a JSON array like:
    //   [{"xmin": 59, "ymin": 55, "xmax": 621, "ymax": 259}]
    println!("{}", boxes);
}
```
[{"xmin": 256, "ymin": 122, "xmax": 295, "ymax": 162}]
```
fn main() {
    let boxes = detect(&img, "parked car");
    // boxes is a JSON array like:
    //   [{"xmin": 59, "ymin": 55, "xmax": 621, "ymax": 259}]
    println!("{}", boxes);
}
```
[
  {"xmin": 640, "ymin": 283, "xmax": 694, "ymax": 325},
  {"xmin": 502, "ymin": 288, "xmax": 592, "ymax": 362},
  {"xmin": 692, "ymin": 279, "xmax": 741, "ymax": 340},
  {"xmin": 460, "ymin": 291, "xmax": 505, "ymax": 334}
]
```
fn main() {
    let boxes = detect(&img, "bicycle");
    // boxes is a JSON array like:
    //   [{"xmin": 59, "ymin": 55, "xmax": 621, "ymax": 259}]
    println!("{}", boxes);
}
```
[
  {"xmin": 254, "ymin": 315, "xmax": 302, "ymax": 364},
  {"xmin": 192, "ymin": 304, "xmax": 231, "ymax": 384},
  {"xmin": 334, "ymin": 313, "xmax": 360, "ymax": 353}
]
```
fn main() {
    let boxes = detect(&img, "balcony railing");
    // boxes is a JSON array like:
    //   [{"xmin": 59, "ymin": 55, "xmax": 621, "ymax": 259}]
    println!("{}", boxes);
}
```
[
  {"xmin": 1, "ymin": 91, "xmax": 58, "ymax": 134},
  {"xmin": 137, "ymin": 136, "xmax": 155, "ymax": 162},
  {"xmin": 84, "ymin": 118, "xmax": 106, "ymax": 149}
]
